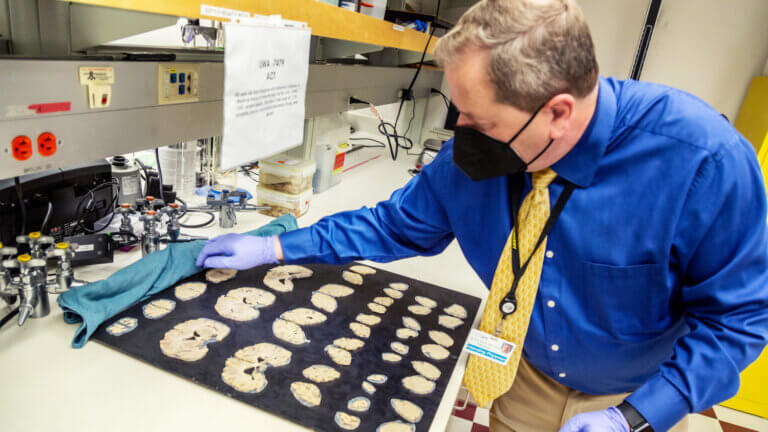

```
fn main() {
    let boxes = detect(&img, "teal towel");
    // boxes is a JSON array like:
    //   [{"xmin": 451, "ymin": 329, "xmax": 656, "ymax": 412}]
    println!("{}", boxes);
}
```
[{"xmin": 57, "ymin": 215, "xmax": 298, "ymax": 348}]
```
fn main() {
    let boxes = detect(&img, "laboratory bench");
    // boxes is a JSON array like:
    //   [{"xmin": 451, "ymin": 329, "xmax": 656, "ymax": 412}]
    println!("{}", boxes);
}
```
[{"xmin": 0, "ymin": 147, "xmax": 488, "ymax": 432}]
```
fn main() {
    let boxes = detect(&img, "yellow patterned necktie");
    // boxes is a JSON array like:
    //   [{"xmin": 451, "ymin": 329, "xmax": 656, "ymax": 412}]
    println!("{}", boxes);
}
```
[{"xmin": 463, "ymin": 168, "xmax": 559, "ymax": 408}]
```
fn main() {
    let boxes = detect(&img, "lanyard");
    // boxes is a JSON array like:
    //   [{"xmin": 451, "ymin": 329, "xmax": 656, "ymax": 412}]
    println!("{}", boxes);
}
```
[{"xmin": 499, "ymin": 174, "xmax": 575, "ymax": 317}]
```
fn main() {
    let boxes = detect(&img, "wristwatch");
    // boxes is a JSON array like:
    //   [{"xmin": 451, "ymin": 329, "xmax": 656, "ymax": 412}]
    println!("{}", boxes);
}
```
[{"xmin": 617, "ymin": 401, "xmax": 653, "ymax": 432}]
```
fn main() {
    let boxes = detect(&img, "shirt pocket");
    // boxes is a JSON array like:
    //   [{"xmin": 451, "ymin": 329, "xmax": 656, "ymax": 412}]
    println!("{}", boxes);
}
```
[{"xmin": 581, "ymin": 261, "xmax": 670, "ymax": 336}]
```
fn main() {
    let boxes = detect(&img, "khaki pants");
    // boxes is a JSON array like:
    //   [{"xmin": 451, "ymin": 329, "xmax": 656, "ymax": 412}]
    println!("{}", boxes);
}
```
[{"xmin": 489, "ymin": 357, "xmax": 689, "ymax": 432}]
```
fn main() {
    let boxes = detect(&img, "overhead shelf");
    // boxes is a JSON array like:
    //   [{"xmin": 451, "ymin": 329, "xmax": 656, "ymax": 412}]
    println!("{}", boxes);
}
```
[
  {"xmin": 384, "ymin": 9, "xmax": 454, "ymax": 30},
  {"xmin": 64, "ymin": 0, "xmax": 439, "ymax": 53}
]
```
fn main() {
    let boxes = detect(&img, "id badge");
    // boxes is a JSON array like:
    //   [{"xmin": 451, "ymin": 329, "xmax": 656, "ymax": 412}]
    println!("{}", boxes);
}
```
[{"xmin": 462, "ymin": 329, "xmax": 516, "ymax": 365}]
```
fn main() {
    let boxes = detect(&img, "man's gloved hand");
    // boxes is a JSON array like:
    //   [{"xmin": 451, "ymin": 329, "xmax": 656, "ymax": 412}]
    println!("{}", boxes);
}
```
[
  {"xmin": 559, "ymin": 407, "xmax": 630, "ymax": 432},
  {"xmin": 195, "ymin": 234, "xmax": 280, "ymax": 270}
]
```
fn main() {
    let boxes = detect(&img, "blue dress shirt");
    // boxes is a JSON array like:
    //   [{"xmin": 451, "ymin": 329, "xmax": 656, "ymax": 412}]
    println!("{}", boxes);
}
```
[{"xmin": 280, "ymin": 77, "xmax": 768, "ymax": 431}]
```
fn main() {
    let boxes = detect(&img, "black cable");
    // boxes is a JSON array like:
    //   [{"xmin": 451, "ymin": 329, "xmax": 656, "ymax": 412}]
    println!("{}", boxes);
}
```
[
  {"xmin": 14, "ymin": 177, "xmax": 26, "ymax": 236},
  {"xmin": 178, "ymin": 210, "xmax": 215, "ymax": 229},
  {"xmin": 240, "ymin": 166, "xmax": 260, "ymax": 183},
  {"xmin": 0, "ymin": 307, "xmax": 19, "ymax": 329},
  {"xmin": 377, "ymin": 120, "xmax": 415, "ymax": 160},
  {"xmin": 404, "ymin": 98, "xmax": 417, "ymax": 138},
  {"xmin": 175, "ymin": 196, "xmax": 188, "ymax": 218},
  {"xmin": 134, "ymin": 158, "xmax": 151, "ymax": 197},
  {"xmin": 175, "ymin": 197, "xmax": 215, "ymax": 228},
  {"xmin": 74, "ymin": 180, "xmax": 119, "ymax": 234},
  {"xmin": 154, "ymin": 148, "xmax": 166, "ymax": 203},
  {"xmin": 109, "ymin": 231, "xmax": 139, "ymax": 248},
  {"xmin": 431, "ymin": 88, "xmax": 451, "ymax": 109},
  {"xmin": 349, "ymin": 137, "xmax": 386, "ymax": 148},
  {"xmin": 40, "ymin": 200, "xmax": 53, "ymax": 233},
  {"xmin": 347, "ymin": 97, "xmax": 415, "ymax": 159},
  {"xmin": 387, "ymin": 0, "xmax": 441, "ymax": 161}
]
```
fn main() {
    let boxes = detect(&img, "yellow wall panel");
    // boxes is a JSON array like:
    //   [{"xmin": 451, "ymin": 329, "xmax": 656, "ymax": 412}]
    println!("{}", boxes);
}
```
[
  {"xmin": 722, "ymin": 347, "xmax": 768, "ymax": 419},
  {"xmin": 735, "ymin": 76, "xmax": 768, "ymax": 153}
]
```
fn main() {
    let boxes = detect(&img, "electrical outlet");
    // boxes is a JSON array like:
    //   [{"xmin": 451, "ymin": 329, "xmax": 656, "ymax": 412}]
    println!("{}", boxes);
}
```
[
  {"xmin": 398, "ymin": 88, "xmax": 413, "ymax": 100},
  {"xmin": 11, "ymin": 135, "xmax": 33, "ymax": 161}
]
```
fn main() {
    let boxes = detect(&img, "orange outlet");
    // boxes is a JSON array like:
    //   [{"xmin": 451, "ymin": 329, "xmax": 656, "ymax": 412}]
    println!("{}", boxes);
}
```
[
  {"xmin": 11, "ymin": 136, "xmax": 32, "ymax": 161},
  {"xmin": 37, "ymin": 132, "xmax": 57, "ymax": 157}
]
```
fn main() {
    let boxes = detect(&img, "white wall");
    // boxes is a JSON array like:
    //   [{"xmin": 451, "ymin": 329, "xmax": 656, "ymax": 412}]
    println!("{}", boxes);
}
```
[
  {"xmin": 641, "ymin": 0, "xmax": 768, "ymax": 120},
  {"xmin": 578, "ymin": 0, "xmax": 648, "ymax": 79},
  {"xmin": 444, "ymin": 1, "xmax": 768, "ymax": 121}
]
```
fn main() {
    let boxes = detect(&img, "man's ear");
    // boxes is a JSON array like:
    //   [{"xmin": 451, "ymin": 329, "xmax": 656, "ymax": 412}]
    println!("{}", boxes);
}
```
[{"xmin": 546, "ymin": 94, "xmax": 575, "ymax": 140}]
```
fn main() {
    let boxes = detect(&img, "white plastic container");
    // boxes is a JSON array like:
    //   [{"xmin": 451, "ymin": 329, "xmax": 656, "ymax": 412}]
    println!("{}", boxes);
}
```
[
  {"xmin": 314, "ymin": 142, "xmax": 348, "ymax": 193},
  {"xmin": 257, "ymin": 186, "xmax": 313, "ymax": 218},
  {"xmin": 259, "ymin": 157, "xmax": 317, "ymax": 194}
]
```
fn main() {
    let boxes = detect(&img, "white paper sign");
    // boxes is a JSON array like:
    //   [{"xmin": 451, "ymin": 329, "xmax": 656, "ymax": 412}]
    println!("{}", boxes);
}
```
[
  {"xmin": 462, "ymin": 329, "xmax": 516, "ymax": 365},
  {"xmin": 221, "ymin": 21, "xmax": 311, "ymax": 170}
]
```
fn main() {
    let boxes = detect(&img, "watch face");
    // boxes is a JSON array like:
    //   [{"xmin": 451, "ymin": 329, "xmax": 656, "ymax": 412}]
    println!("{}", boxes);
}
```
[{"xmin": 617, "ymin": 402, "xmax": 650, "ymax": 432}]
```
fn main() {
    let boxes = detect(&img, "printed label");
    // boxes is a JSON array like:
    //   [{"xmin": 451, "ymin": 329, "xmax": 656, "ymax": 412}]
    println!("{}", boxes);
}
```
[
  {"xmin": 462, "ymin": 329, "xmax": 515, "ymax": 365},
  {"xmin": 75, "ymin": 244, "xmax": 95, "ymax": 253},
  {"xmin": 79, "ymin": 66, "xmax": 114, "ymax": 85}
]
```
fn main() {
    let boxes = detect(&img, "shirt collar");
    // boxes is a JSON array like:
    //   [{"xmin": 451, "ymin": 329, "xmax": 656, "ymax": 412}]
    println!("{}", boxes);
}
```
[{"xmin": 551, "ymin": 76, "xmax": 616, "ymax": 188}]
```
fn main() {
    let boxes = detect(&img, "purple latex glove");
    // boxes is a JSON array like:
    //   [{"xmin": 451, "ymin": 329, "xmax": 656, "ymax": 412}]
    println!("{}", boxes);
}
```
[
  {"xmin": 559, "ymin": 407, "xmax": 630, "ymax": 432},
  {"xmin": 195, "ymin": 234, "xmax": 279, "ymax": 270}
]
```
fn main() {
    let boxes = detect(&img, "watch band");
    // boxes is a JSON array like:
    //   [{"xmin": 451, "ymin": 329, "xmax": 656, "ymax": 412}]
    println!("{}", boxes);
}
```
[{"xmin": 617, "ymin": 401, "xmax": 653, "ymax": 432}]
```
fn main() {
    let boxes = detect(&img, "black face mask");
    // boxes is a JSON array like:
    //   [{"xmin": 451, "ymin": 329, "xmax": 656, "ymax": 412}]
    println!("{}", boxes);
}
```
[{"xmin": 453, "ymin": 104, "xmax": 554, "ymax": 181}]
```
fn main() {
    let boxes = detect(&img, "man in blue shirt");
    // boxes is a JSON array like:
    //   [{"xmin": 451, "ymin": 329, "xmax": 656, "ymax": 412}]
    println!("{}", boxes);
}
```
[{"xmin": 197, "ymin": 0, "xmax": 768, "ymax": 431}]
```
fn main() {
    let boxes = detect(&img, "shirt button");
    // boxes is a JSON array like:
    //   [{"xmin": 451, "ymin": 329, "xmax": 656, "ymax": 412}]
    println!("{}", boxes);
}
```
[
  {"xmin": 546, "ymin": 250, "xmax": 554, "ymax": 258},
  {"xmin": 551, "ymin": 344, "xmax": 560, "ymax": 352},
  {"xmin": 559, "ymin": 372, "xmax": 567, "ymax": 378},
  {"xmin": 547, "ymin": 300, "xmax": 556, "ymax": 308}
]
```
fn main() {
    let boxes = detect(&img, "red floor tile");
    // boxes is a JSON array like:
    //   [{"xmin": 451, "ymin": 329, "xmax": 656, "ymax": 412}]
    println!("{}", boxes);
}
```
[{"xmin": 453, "ymin": 403, "xmax": 477, "ymax": 421}]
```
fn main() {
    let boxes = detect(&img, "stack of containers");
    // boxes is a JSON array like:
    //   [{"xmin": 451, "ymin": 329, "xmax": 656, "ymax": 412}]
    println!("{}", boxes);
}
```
[{"xmin": 257, "ymin": 157, "xmax": 316, "ymax": 218}]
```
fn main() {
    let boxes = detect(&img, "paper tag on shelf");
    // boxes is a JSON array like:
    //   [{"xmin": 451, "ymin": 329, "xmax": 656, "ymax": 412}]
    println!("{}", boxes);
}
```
[
  {"xmin": 462, "ymin": 329, "xmax": 515, "ymax": 366},
  {"xmin": 201, "ymin": 4, "xmax": 250, "ymax": 20}
]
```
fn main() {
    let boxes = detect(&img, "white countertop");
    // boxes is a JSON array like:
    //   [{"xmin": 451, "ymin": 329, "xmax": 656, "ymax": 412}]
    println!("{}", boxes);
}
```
[{"xmin": 0, "ymin": 147, "xmax": 488, "ymax": 432}]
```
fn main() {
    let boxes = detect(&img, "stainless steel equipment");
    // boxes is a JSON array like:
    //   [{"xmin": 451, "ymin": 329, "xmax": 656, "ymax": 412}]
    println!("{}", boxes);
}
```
[
  {"xmin": 110, "ymin": 156, "xmax": 143, "ymax": 206},
  {"xmin": 116, "ymin": 204, "xmax": 136, "ymax": 235},
  {"xmin": 17, "ymin": 232, "xmax": 55, "ymax": 260},
  {"xmin": 14, "ymin": 254, "xmax": 48, "ymax": 327},
  {"xmin": 0, "ymin": 234, "xmax": 85, "ymax": 326},
  {"xmin": 206, "ymin": 189, "xmax": 248, "ymax": 229},
  {"xmin": 162, "ymin": 203, "xmax": 182, "ymax": 242},
  {"xmin": 139, "ymin": 210, "xmax": 161, "ymax": 257},
  {"xmin": 0, "ymin": 245, "xmax": 19, "ymax": 305},
  {"xmin": 46, "ymin": 242, "xmax": 76, "ymax": 293}
]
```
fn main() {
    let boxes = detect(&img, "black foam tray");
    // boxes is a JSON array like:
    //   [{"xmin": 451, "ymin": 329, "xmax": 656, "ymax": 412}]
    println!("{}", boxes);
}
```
[{"xmin": 91, "ymin": 263, "xmax": 481, "ymax": 431}]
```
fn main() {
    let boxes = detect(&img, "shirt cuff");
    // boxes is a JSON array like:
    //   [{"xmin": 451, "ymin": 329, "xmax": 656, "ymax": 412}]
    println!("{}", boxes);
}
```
[
  {"xmin": 279, "ymin": 228, "xmax": 316, "ymax": 264},
  {"xmin": 625, "ymin": 374, "xmax": 691, "ymax": 432}
]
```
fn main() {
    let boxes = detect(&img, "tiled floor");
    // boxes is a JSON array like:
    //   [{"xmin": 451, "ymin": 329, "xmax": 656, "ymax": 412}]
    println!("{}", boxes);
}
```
[{"xmin": 446, "ymin": 396, "xmax": 768, "ymax": 432}]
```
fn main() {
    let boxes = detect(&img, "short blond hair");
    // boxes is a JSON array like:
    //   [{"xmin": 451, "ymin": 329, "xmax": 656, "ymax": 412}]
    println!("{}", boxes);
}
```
[{"xmin": 434, "ymin": 0, "xmax": 598, "ymax": 112}]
